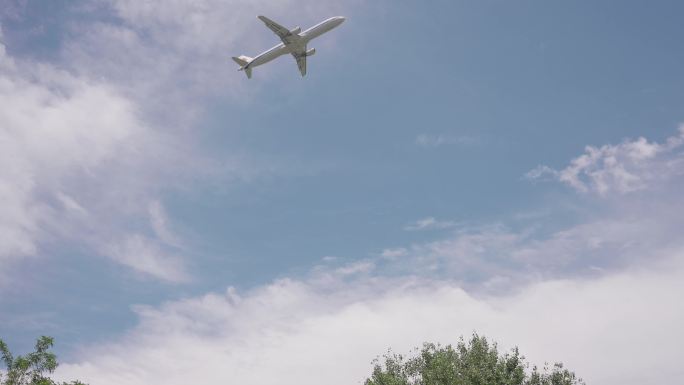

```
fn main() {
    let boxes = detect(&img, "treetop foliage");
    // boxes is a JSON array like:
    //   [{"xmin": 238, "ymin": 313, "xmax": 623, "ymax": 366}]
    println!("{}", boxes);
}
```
[
  {"xmin": 365, "ymin": 334, "xmax": 584, "ymax": 385},
  {"xmin": 0, "ymin": 336, "xmax": 86, "ymax": 385}
]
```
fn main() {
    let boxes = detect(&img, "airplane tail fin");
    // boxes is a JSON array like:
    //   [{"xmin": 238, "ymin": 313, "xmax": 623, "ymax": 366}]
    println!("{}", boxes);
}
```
[{"xmin": 232, "ymin": 56, "xmax": 254, "ymax": 79}]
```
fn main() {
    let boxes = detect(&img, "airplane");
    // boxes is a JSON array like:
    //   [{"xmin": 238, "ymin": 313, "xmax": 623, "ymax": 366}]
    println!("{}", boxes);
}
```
[{"xmin": 232, "ymin": 15, "xmax": 345, "ymax": 79}]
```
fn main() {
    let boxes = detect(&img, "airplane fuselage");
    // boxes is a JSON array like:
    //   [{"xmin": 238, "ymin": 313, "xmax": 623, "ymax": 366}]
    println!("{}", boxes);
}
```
[{"xmin": 246, "ymin": 16, "xmax": 345, "ymax": 69}]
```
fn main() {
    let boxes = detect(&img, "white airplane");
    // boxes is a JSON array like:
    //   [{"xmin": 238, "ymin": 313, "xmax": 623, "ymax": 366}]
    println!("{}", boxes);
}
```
[{"xmin": 232, "ymin": 15, "xmax": 345, "ymax": 78}]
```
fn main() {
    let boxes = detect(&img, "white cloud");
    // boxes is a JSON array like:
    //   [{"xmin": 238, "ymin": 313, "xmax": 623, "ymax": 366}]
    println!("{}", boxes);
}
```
[
  {"xmin": 334, "ymin": 260, "xmax": 375, "ymax": 276},
  {"xmin": 0, "ymin": 37, "xmax": 193, "ymax": 281},
  {"xmin": 148, "ymin": 200, "xmax": 182, "ymax": 248},
  {"xmin": 101, "ymin": 234, "xmax": 189, "ymax": 283},
  {"xmin": 527, "ymin": 126, "xmax": 684, "ymax": 195},
  {"xmin": 57, "ymin": 250, "xmax": 684, "ymax": 385},
  {"xmin": 404, "ymin": 216, "xmax": 455, "ymax": 231},
  {"xmin": 380, "ymin": 247, "xmax": 408, "ymax": 260},
  {"xmin": 0, "ymin": 50, "xmax": 127, "ymax": 255},
  {"xmin": 383, "ymin": 205, "xmax": 684, "ymax": 293},
  {"xmin": 0, "ymin": 1, "xmax": 27, "ymax": 20}
]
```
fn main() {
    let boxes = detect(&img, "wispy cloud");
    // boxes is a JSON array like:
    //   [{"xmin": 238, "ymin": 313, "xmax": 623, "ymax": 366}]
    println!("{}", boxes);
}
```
[
  {"xmin": 526, "ymin": 126, "xmax": 684, "ymax": 195},
  {"xmin": 0, "ymin": 0, "xmax": 27, "ymax": 21},
  {"xmin": 404, "ymin": 217, "xmax": 456, "ymax": 231},
  {"xmin": 380, "ymin": 248, "xmax": 408, "ymax": 260},
  {"xmin": 148, "ymin": 201, "xmax": 182, "ymax": 248},
  {"xmin": 101, "ymin": 234, "xmax": 189, "ymax": 283},
  {"xmin": 334, "ymin": 261, "xmax": 375, "ymax": 276},
  {"xmin": 0, "ymin": 31, "xmax": 196, "ymax": 282}
]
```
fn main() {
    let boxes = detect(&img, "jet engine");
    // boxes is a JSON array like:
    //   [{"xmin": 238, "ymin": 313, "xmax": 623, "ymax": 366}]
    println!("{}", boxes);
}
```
[
  {"xmin": 305, "ymin": 48, "xmax": 316, "ymax": 56},
  {"xmin": 290, "ymin": 26, "xmax": 301, "ymax": 34}
]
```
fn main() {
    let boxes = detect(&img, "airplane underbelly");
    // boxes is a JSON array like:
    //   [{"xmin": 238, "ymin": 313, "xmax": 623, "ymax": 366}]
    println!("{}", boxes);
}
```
[
  {"xmin": 252, "ymin": 45, "xmax": 288, "ymax": 67},
  {"xmin": 286, "ymin": 42, "xmax": 306, "ymax": 53}
]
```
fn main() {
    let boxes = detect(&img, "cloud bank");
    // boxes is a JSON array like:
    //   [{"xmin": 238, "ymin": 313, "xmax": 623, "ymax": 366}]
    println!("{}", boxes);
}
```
[{"xmin": 58, "ymin": 251, "xmax": 684, "ymax": 385}]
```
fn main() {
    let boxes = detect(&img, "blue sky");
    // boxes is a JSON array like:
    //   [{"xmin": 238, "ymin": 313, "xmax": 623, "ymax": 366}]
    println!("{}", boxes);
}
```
[{"xmin": 1, "ymin": 1, "xmax": 684, "ymax": 384}]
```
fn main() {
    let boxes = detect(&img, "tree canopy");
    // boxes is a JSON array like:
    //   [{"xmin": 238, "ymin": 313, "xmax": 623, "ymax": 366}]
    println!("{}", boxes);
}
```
[
  {"xmin": 0, "ymin": 336, "xmax": 86, "ymax": 385},
  {"xmin": 365, "ymin": 334, "xmax": 584, "ymax": 385}
]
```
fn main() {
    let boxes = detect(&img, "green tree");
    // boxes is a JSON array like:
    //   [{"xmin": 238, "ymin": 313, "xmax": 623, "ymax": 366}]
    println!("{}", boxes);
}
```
[
  {"xmin": 0, "ymin": 336, "xmax": 87, "ymax": 385},
  {"xmin": 365, "ymin": 334, "xmax": 584, "ymax": 385}
]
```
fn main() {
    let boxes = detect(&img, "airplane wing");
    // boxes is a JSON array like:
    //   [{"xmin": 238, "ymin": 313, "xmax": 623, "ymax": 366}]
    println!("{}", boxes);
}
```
[
  {"xmin": 292, "ymin": 52, "xmax": 307, "ymax": 77},
  {"xmin": 257, "ymin": 15, "xmax": 295, "ymax": 42},
  {"xmin": 257, "ymin": 16, "xmax": 307, "ymax": 76}
]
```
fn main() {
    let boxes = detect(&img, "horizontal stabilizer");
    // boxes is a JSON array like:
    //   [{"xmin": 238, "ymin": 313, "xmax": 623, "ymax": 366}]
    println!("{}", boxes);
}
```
[{"xmin": 232, "ymin": 56, "xmax": 254, "ymax": 79}]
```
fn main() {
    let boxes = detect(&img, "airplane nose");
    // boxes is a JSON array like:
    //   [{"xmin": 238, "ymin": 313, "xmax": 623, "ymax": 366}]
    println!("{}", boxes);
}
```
[{"xmin": 337, "ymin": 16, "xmax": 346, "ymax": 24}]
